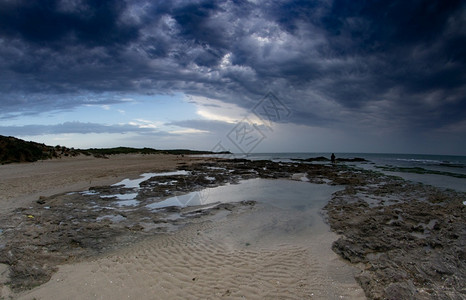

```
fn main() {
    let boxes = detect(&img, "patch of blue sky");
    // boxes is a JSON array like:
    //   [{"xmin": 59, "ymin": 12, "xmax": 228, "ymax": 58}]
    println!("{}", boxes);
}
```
[{"xmin": 3, "ymin": 92, "xmax": 197, "ymax": 127}]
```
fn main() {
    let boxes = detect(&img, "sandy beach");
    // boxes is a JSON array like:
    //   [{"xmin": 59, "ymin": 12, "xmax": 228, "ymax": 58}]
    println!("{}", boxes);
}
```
[
  {"xmin": 0, "ymin": 155, "xmax": 365, "ymax": 299},
  {"xmin": 0, "ymin": 154, "xmax": 210, "ymax": 214},
  {"xmin": 1, "ymin": 0, "xmax": 464, "ymax": 298},
  {"xmin": 1, "ymin": 155, "xmax": 464, "ymax": 299},
  {"xmin": 13, "ymin": 205, "xmax": 364, "ymax": 300}
]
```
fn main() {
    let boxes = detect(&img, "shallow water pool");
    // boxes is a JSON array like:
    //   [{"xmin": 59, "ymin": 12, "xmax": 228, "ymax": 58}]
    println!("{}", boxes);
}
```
[{"xmin": 147, "ymin": 178, "xmax": 341, "ymax": 212}]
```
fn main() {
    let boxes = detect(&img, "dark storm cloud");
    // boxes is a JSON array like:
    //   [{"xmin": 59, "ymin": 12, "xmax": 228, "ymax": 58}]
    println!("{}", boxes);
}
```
[
  {"xmin": 0, "ymin": 0, "xmax": 465, "ymax": 137},
  {"xmin": 260, "ymin": 0, "xmax": 466, "ymax": 127},
  {"xmin": 0, "ymin": 0, "xmax": 139, "ymax": 47}
]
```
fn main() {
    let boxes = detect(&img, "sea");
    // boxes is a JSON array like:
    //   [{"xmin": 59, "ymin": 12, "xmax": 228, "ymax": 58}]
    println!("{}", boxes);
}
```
[{"xmin": 204, "ymin": 152, "xmax": 466, "ymax": 193}]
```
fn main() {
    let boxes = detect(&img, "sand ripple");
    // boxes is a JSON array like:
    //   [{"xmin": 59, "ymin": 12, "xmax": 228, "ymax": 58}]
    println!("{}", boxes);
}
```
[{"xmin": 19, "ymin": 207, "xmax": 364, "ymax": 300}]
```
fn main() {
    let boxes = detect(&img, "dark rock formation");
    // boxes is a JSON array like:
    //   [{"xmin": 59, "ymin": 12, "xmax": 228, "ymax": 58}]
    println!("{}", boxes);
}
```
[{"xmin": 324, "ymin": 171, "xmax": 466, "ymax": 299}]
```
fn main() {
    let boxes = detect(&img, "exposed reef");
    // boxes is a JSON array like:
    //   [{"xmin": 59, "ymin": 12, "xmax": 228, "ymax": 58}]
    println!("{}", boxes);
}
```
[{"xmin": 0, "ymin": 158, "xmax": 464, "ymax": 299}]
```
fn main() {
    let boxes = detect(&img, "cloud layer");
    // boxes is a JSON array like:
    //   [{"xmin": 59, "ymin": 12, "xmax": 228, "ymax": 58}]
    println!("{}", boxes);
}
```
[{"xmin": 0, "ymin": 0, "xmax": 465, "ymax": 152}]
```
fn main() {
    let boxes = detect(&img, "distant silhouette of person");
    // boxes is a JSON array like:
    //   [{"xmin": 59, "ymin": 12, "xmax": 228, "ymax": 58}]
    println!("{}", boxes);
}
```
[{"xmin": 331, "ymin": 153, "xmax": 336, "ymax": 164}]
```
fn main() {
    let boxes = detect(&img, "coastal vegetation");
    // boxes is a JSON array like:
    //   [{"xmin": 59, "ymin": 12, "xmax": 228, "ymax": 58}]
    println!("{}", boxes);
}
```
[{"xmin": 0, "ymin": 135, "xmax": 229, "ymax": 164}]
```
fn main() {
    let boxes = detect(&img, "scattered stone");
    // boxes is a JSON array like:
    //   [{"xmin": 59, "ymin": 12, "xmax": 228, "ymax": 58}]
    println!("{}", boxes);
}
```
[{"xmin": 36, "ymin": 196, "xmax": 46, "ymax": 205}]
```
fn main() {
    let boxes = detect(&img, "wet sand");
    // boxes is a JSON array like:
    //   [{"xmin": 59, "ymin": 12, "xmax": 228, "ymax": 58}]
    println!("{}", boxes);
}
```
[
  {"xmin": 0, "ymin": 156, "xmax": 365, "ymax": 299},
  {"xmin": 15, "ymin": 205, "xmax": 364, "ymax": 300},
  {"xmin": 2, "ymin": 156, "xmax": 464, "ymax": 299}
]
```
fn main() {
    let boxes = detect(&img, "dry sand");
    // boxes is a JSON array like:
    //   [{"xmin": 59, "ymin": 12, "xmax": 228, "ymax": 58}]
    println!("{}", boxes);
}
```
[
  {"xmin": 1, "ymin": 155, "xmax": 365, "ymax": 299},
  {"xmin": 0, "ymin": 154, "xmax": 208, "ymax": 214}
]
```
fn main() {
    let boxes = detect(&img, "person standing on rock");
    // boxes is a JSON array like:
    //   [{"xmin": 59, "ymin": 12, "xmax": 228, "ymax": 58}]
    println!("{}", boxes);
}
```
[{"xmin": 331, "ymin": 153, "xmax": 336, "ymax": 164}]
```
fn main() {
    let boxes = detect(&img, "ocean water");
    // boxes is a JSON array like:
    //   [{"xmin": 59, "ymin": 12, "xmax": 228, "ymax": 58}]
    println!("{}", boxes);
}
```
[{"xmin": 209, "ymin": 152, "xmax": 466, "ymax": 192}]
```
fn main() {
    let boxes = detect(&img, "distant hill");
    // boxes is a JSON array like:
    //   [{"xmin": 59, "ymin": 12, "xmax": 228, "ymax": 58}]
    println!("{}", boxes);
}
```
[
  {"xmin": 0, "ymin": 135, "xmax": 230, "ymax": 164},
  {"xmin": 83, "ymin": 147, "xmax": 224, "ymax": 156},
  {"xmin": 0, "ymin": 135, "xmax": 82, "ymax": 164}
]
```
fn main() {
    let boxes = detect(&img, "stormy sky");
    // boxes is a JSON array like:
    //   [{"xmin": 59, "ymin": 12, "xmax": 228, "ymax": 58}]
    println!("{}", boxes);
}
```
[{"xmin": 0, "ymin": 0, "xmax": 465, "ymax": 155}]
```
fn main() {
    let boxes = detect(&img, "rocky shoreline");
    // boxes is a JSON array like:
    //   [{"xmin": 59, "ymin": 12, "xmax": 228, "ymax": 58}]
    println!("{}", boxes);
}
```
[
  {"xmin": 324, "ymin": 167, "xmax": 465, "ymax": 299},
  {"xmin": 0, "ymin": 158, "xmax": 464, "ymax": 298}
]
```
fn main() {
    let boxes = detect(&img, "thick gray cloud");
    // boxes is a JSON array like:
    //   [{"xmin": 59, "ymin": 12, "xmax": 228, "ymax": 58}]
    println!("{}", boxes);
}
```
[{"xmin": 0, "ymin": 0, "xmax": 465, "ymax": 150}]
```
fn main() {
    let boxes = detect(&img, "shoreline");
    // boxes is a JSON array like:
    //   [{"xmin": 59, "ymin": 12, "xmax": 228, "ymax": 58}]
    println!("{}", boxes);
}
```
[
  {"xmin": 0, "ymin": 154, "xmax": 212, "ymax": 214},
  {"xmin": 0, "ymin": 155, "xmax": 464, "ymax": 299},
  {"xmin": 323, "ymin": 169, "xmax": 465, "ymax": 299}
]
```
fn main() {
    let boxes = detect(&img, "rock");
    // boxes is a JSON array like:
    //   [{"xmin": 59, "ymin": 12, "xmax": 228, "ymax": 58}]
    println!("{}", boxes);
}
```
[
  {"xmin": 325, "ymin": 173, "xmax": 466, "ymax": 300},
  {"xmin": 292, "ymin": 156, "xmax": 329, "ymax": 162},
  {"xmin": 126, "ymin": 224, "xmax": 144, "ymax": 232},
  {"xmin": 332, "ymin": 238, "xmax": 367, "ymax": 263},
  {"xmin": 0, "ymin": 264, "xmax": 10, "ymax": 285},
  {"xmin": 384, "ymin": 281, "xmax": 417, "ymax": 300},
  {"xmin": 336, "ymin": 157, "xmax": 367, "ymax": 162},
  {"xmin": 36, "ymin": 196, "xmax": 46, "ymax": 205}
]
